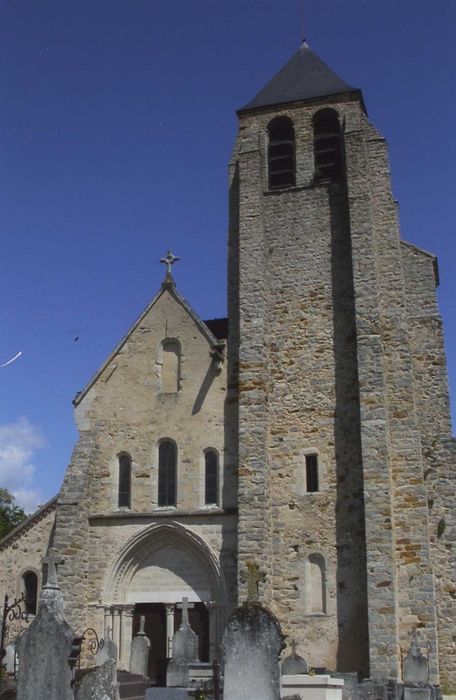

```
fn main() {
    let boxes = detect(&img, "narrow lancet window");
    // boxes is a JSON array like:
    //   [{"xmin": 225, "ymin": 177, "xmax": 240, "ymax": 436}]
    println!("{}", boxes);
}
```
[
  {"xmin": 118, "ymin": 453, "xmax": 132, "ymax": 508},
  {"xmin": 305, "ymin": 454, "xmax": 319, "ymax": 492},
  {"xmin": 204, "ymin": 450, "xmax": 219, "ymax": 505},
  {"xmin": 158, "ymin": 440, "xmax": 177, "ymax": 506},
  {"xmin": 268, "ymin": 116, "xmax": 296, "ymax": 189},
  {"xmin": 22, "ymin": 571, "xmax": 38, "ymax": 615},
  {"xmin": 162, "ymin": 339, "xmax": 181, "ymax": 393},
  {"xmin": 313, "ymin": 108, "xmax": 343, "ymax": 182}
]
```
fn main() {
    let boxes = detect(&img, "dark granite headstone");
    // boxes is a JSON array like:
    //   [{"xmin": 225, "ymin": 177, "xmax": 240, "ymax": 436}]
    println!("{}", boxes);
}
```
[{"xmin": 222, "ymin": 602, "xmax": 285, "ymax": 700}]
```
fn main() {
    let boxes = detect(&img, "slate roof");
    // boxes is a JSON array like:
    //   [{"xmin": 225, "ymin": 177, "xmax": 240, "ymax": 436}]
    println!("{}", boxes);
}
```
[
  {"xmin": 204, "ymin": 317, "xmax": 228, "ymax": 340},
  {"xmin": 239, "ymin": 42, "xmax": 362, "ymax": 114}
]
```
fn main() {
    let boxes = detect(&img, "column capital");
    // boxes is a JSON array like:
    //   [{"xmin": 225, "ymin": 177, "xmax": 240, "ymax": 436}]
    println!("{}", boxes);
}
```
[{"xmin": 118, "ymin": 604, "xmax": 135, "ymax": 616}]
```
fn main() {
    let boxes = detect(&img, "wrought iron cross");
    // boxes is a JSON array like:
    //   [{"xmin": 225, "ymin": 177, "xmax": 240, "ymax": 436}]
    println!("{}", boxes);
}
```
[
  {"xmin": 160, "ymin": 250, "xmax": 180, "ymax": 277},
  {"xmin": 42, "ymin": 547, "xmax": 64, "ymax": 588},
  {"xmin": 177, "ymin": 596, "xmax": 194, "ymax": 626}
]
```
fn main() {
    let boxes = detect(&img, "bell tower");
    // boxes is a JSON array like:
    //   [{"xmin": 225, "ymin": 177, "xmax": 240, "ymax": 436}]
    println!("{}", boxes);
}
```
[{"xmin": 228, "ymin": 42, "xmax": 451, "ymax": 681}]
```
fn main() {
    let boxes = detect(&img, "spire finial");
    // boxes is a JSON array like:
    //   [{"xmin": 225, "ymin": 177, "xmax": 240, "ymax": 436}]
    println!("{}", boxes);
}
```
[{"xmin": 160, "ymin": 250, "xmax": 180, "ymax": 283}]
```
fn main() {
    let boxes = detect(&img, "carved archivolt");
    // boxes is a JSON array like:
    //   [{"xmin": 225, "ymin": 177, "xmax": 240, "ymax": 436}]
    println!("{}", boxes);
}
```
[{"xmin": 103, "ymin": 521, "xmax": 227, "ymax": 607}]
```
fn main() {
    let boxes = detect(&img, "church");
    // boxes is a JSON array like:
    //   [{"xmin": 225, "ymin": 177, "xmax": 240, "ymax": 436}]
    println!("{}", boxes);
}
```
[{"xmin": 1, "ymin": 42, "xmax": 455, "ymax": 688}]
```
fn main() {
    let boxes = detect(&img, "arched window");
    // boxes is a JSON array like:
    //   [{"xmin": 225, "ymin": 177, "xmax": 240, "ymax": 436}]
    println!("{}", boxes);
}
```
[
  {"xmin": 22, "ymin": 571, "xmax": 38, "ymax": 615},
  {"xmin": 158, "ymin": 441, "xmax": 177, "ymax": 507},
  {"xmin": 268, "ymin": 116, "xmax": 296, "ymax": 189},
  {"xmin": 204, "ymin": 450, "xmax": 219, "ymax": 505},
  {"xmin": 118, "ymin": 453, "xmax": 132, "ymax": 509},
  {"xmin": 162, "ymin": 339, "xmax": 181, "ymax": 393},
  {"xmin": 313, "ymin": 108, "xmax": 343, "ymax": 182}
]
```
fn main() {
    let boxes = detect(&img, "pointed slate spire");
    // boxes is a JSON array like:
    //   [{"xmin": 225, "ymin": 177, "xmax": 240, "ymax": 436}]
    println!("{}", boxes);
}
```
[{"xmin": 238, "ymin": 41, "xmax": 363, "ymax": 114}]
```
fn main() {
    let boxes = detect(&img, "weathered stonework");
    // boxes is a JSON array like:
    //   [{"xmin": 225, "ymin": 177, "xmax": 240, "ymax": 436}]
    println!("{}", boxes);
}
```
[
  {"xmin": 0, "ymin": 43, "xmax": 454, "ymax": 690},
  {"xmin": 228, "ymin": 83, "xmax": 455, "ymax": 683}
]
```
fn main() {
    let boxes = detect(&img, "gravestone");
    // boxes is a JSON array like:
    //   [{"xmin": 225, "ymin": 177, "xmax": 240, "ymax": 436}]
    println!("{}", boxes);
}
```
[
  {"xmin": 222, "ymin": 602, "xmax": 284, "ymax": 700},
  {"xmin": 331, "ymin": 672, "xmax": 360, "ymax": 700},
  {"xmin": 282, "ymin": 640, "xmax": 308, "ymax": 675},
  {"xmin": 145, "ymin": 689, "xmax": 189, "ymax": 700},
  {"xmin": 402, "ymin": 636, "xmax": 433, "ymax": 700},
  {"xmin": 166, "ymin": 598, "xmax": 199, "ymax": 688},
  {"xmin": 403, "ymin": 637, "xmax": 429, "ymax": 685},
  {"xmin": 129, "ymin": 615, "xmax": 151, "ymax": 677},
  {"xmin": 76, "ymin": 659, "xmax": 120, "ymax": 700},
  {"xmin": 96, "ymin": 626, "xmax": 117, "ymax": 667},
  {"xmin": 16, "ymin": 548, "xmax": 75, "ymax": 700}
]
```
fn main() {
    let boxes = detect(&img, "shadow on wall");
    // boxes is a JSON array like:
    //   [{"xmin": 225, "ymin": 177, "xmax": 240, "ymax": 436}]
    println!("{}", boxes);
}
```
[{"xmin": 329, "ymin": 180, "xmax": 369, "ymax": 677}]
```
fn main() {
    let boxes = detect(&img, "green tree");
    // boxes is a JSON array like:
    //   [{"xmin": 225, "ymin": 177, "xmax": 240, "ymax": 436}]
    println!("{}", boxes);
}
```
[{"xmin": 0, "ymin": 488, "xmax": 27, "ymax": 540}]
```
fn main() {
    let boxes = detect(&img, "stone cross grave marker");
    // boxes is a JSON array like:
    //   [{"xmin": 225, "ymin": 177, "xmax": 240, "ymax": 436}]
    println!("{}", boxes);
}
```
[
  {"xmin": 42, "ymin": 547, "xmax": 65, "ymax": 588},
  {"xmin": 222, "ymin": 602, "xmax": 284, "ymax": 700},
  {"xmin": 240, "ymin": 561, "xmax": 266, "ymax": 602},
  {"xmin": 176, "ymin": 597, "xmax": 194, "ymax": 626},
  {"xmin": 167, "ymin": 597, "xmax": 199, "ymax": 688},
  {"xmin": 130, "ymin": 615, "xmax": 151, "ymax": 678}
]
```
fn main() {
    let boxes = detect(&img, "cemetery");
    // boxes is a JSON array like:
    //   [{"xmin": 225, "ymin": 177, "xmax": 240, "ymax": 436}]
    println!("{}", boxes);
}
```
[{"xmin": 0, "ymin": 552, "xmax": 451, "ymax": 700}]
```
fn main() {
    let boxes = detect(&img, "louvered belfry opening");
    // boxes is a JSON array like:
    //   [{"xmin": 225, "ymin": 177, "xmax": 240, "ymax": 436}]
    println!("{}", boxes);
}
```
[
  {"xmin": 313, "ymin": 108, "xmax": 343, "ymax": 182},
  {"xmin": 268, "ymin": 116, "xmax": 296, "ymax": 189}
]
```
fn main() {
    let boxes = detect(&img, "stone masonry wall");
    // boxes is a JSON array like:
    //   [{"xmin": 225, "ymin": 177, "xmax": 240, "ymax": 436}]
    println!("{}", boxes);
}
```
[
  {"xmin": 53, "ymin": 284, "xmax": 237, "ymax": 635},
  {"xmin": 230, "ymin": 97, "xmax": 371, "ymax": 674},
  {"xmin": 0, "ymin": 503, "xmax": 56, "ymax": 604},
  {"xmin": 401, "ymin": 242, "xmax": 456, "ymax": 690},
  {"xmin": 363, "ymin": 123, "xmax": 438, "ymax": 679}
]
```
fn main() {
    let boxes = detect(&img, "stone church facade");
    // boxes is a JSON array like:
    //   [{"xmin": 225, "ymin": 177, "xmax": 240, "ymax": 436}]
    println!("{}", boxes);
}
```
[{"xmin": 1, "ymin": 43, "xmax": 455, "ymax": 688}]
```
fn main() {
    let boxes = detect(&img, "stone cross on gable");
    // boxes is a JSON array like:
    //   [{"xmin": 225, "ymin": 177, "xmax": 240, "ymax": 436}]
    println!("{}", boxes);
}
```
[
  {"xmin": 160, "ymin": 250, "xmax": 180, "ymax": 279},
  {"xmin": 240, "ymin": 561, "xmax": 266, "ymax": 602},
  {"xmin": 290, "ymin": 639, "xmax": 298, "ymax": 656},
  {"xmin": 42, "ymin": 547, "xmax": 65, "ymax": 588},
  {"xmin": 177, "ymin": 597, "xmax": 194, "ymax": 626}
]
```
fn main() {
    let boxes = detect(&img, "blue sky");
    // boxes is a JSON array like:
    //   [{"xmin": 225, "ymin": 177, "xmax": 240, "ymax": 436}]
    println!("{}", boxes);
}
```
[{"xmin": 1, "ymin": 0, "xmax": 455, "ymax": 511}]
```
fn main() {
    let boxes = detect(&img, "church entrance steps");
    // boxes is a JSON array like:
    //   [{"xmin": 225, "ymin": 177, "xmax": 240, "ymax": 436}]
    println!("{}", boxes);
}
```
[{"xmin": 117, "ymin": 670, "xmax": 152, "ymax": 699}]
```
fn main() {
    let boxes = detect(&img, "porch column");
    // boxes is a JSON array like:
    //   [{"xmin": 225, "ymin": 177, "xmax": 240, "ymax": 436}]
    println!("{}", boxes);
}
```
[
  {"xmin": 164, "ymin": 603, "xmax": 175, "ymax": 658},
  {"xmin": 112, "ymin": 608, "xmax": 121, "ymax": 659},
  {"xmin": 119, "ymin": 605, "xmax": 135, "ymax": 670},
  {"xmin": 205, "ymin": 601, "xmax": 223, "ymax": 661}
]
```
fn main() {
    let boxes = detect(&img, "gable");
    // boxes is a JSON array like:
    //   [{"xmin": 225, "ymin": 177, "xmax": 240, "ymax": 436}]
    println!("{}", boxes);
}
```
[{"xmin": 74, "ymin": 281, "xmax": 225, "ymax": 409}]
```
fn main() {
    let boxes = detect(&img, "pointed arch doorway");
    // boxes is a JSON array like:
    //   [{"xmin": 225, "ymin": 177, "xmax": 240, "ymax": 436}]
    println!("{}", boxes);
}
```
[{"xmin": 103, "ymin": 523, "xmax": 227, "ymax": 684}]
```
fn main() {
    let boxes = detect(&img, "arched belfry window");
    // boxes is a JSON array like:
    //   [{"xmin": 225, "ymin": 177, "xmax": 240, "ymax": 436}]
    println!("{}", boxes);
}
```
[
  {"xmin": 22, "ymin": 570, "xmax": 38, "ymax": 615},
  {"xmin": 313, "ymin": 108, "xmax": 343, "ymax": 182},
  {"xmin": 204, "ymin": 450, "xmax": 219, "ymax": 505},
  {"xmin": 118, "ymin": 453, "xmax": 132, "ymax": 509},
  {"xmin": 268, "ymin": 116, "xmax": 296, "ymax": 189},
  {"xmin": 161, "ymin": 339, "xmax": 181, "ymax": 394},
  {"xmin": 158, "ymin": 440, "xmax": 177, "ymax": 507}
]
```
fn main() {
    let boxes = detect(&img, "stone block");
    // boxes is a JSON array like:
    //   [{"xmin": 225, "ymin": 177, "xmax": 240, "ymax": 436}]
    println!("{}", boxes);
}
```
[
  {"xmin": 145, "ymin": 689, "xmax": 190, "ymax": 700},
  {"xmin": 281, "ymin": 674, "xmax": 344, "ymax": 700}
]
